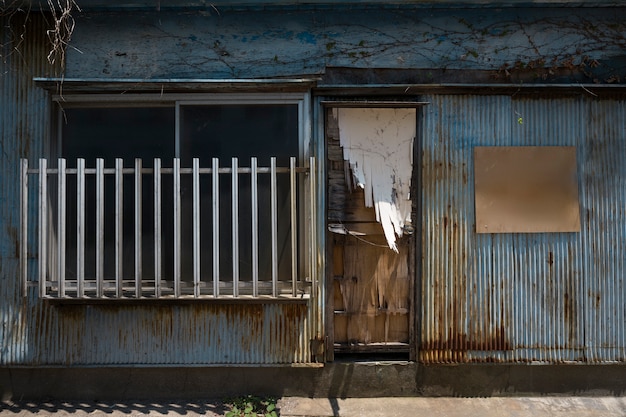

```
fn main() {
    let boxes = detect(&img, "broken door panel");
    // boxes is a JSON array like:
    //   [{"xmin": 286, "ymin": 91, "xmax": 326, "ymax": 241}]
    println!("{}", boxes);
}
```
[
  {"xmin": 327, "ymin": 108, "xmax": 415, "ymax": 354},
  {"xmin": 336, "ymin": 108, "xmax": 416, "ymax": 252},
  {"xmin": 334, "ymin": 237, "xmax": 411, "ymax": 348}
]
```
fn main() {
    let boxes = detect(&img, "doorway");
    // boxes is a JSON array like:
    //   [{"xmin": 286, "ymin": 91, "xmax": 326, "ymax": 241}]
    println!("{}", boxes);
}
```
[{"xmin": 325, "ymin": 105, "xmax": 418, "ymax": 361}]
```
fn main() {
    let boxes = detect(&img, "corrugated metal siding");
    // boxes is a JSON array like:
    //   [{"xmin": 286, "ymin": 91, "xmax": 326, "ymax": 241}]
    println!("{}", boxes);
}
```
[
  {"xmin": 31, "ymin": 303, "xmax": 310, "ymax": 365},
  {"xmin": 3, "ymin": 10, "xmax": 625, "ymax": 367},
  {"xmin": 0, "ymin": 14, "xmax": 313, "ymax": 366},
  {"xmin": 420, "ymin": 94, "xmax": 626, "ymax": 363},
  {"xmin": 583, "ymin": 97, "xmax": 626, "ymax": 363},
  {"xmin": 0, "ymin": 13, "xmax": 52, "ymax": 366}
]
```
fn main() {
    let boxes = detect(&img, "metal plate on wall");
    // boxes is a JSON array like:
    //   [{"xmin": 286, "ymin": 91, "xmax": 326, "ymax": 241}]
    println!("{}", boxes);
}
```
[{"xmin": 474, "ymin": 146, "xmax": 581, "ymax": 233}]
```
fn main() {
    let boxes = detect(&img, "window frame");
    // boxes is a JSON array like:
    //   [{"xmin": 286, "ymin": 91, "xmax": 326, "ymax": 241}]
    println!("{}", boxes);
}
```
[
  {"xmin": 23, "ymin": 92, "xmax": 315, "ymax": 301},
  {"xmin": 55, "ymin": 92, "xmax": 311, "ymax": 161}
]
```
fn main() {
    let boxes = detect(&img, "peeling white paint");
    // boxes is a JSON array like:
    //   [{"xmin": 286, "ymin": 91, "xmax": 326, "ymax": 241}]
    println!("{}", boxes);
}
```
[{"xmin": 335, "ymin": 108, "xmax": 415, "ymax": 252}]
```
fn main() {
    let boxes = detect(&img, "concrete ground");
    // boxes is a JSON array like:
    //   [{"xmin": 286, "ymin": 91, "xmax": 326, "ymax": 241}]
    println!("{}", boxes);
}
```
[{"xmin": 2, "ymin": 397, "xmax": 626, "ymax": 417}]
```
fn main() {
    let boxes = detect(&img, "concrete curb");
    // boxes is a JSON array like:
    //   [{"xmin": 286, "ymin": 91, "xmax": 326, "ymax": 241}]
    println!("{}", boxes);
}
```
[
  {"xmin": 2, "ymin": 396, "xmax": 625, "ymax": 417},
  {"xmin": 277, "ymin": 397, "xmax": 626, "ymax": 417}
]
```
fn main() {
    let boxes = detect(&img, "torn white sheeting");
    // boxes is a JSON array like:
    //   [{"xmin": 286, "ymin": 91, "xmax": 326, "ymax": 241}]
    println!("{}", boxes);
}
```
[{"xmin": 335, "ymin": 107, "xmax": 415, "ymax": 252}]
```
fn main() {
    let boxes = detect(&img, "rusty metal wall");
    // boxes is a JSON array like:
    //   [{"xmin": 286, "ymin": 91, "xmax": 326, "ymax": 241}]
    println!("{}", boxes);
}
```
[
  {"xmin": 19, "ymin": 303, "xmax": 311, "ymax": 365},
  {"xmin": 419, "ymin": 94, "xmax": 626, "ymax": 363},
  {"xmin": 0, "ymin": 14, "xmax": 312, "ymax": 366},
  {"xmin": 0, "ymin": 12, "xmax": 52, "ymax": 366},
  {"xmin": 3, "ymin": 10, "xmax": 626, "ymax": 368}
]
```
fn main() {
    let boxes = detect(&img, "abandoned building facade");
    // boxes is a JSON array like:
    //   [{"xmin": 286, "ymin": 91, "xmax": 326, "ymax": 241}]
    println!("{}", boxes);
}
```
[{"xmin": 1, "ymin": 0, "xmax": 625, "ymax": 399}]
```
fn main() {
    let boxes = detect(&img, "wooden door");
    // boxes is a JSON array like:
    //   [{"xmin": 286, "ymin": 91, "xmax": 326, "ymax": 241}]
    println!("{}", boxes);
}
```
[{"xmin": 326, "ymin": 107, "xmax": 415, "ymax": 358}]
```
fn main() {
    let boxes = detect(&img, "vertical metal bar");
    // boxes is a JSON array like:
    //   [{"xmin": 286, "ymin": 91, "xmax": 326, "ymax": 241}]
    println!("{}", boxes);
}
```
[
  {"xmin": 154, "ymin": 158, "xmax": 162, "ymax": 298},
  {"xmin": 251, "ymin": 157, "xmax": 259, "ymax": 298},
  {"xmin": 290, "ymin": 157, "xmax": 297, "ymax": 297},
  {"xmin": 77, "ymin": 158, "xmax": 85, "ymax": 298},
  {"xmin": 115, "ymin": 158, "xmax": 123, "ymax": 298},
  {"xmin": 232, "ymin": 157, "xmax": 239, "ymax": 297},
  {"xmin": 57, "ymin": 158, "xmax": 66, "ymax": 298},
  {"xmin": 95, "ymin": 158, "xmax": 104, "ymax": 298},
  {"xmin": 271, "ymin": 157, "xmax": 278, "ymax": 297},
  {"xmin": 309, "ymin": 157, "xmax": 317, "ymax": 317},
  {"xmin": 135, "ymin": 158, "xmax": 142, "ymax": 297},
  {"xmin": 38, "ymin": 159, "xmax": 47, "ymax": 298},
  {"xmin": 173, "ymin": 158, "xmax": 181, "ymax": 298},
  {"xmin": 212, "ymin": 157, "xmax": 220, "ymax": 297},
  {"xmin": 193, "ymin": 158, "xmax": 201, "ymax": 298},
  {"xmin": 175, "ymin": 103, "xmax": 181, "ymax": 158},
  {"xmin": 20, "ymin": 159, "xmax": 28, "ymax": 298}
]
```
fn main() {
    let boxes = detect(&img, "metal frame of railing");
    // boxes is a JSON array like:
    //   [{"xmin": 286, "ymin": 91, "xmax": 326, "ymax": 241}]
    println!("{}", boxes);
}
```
[{"xmin": 20, "ymin": 157, "xmax": 316, "ymax": 300}]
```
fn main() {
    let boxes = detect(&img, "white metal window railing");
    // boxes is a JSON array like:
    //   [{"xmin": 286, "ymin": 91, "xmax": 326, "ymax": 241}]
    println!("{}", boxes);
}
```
[{"xmin": 20, "ymin": 157, "xmax": 316, "ymax": 300}]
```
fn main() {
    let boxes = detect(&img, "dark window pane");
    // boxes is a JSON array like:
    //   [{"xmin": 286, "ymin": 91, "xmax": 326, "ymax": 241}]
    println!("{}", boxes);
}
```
[
  {"xmin": 59, "ymin": 104, "xmax": 299, "ymax": 295},
  {"xmin": 180, "ymin": 105, "xmax": 299, "ymax": 287},
  {"xmin": 180, "ymin": 105, "xmax": 298, "ymax": 166},
  {"xmin": 61, "ymin": 107, "xmax": 175, "ymax": 291},
  {"xmin": 62, "ymin": 107, "xmax": 175, "ymax": 168}
]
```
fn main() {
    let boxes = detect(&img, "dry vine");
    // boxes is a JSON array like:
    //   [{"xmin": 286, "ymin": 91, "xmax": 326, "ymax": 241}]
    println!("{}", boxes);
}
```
[
  {"xmin": 1, "ymin": 0, "xmax": 78, "ymax": 72},
  {"xmin": 1, "ymin": 1, "xmax": 28, "ymax": 64},
  {"xmin": 45, "ymin": 0, "xmax": 79, "ymax": 70}
]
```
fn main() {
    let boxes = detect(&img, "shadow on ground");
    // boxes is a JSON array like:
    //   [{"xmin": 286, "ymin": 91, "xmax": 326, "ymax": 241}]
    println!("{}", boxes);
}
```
[{"xmin": 0, "ymin": 400, "xmax": 231, "ymax": 416}]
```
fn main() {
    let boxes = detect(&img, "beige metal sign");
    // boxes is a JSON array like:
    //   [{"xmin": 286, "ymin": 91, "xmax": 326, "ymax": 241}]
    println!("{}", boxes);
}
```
[{"xmin": 474, "ymin": 146, "xmax": 581, "ymax": 233}]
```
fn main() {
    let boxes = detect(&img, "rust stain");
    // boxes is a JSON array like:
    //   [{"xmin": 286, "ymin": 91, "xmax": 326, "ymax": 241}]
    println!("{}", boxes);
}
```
[
  {"xmin": 421, "ymin": 326, "xmax": 512, "ymax": 360},
  {"xmin": 57, "ymin": 304, "xmax": 87, "ymax": 321},
  {"xmin": 7, "ymin": 226, "xmax": 19, "ymax": 259}
]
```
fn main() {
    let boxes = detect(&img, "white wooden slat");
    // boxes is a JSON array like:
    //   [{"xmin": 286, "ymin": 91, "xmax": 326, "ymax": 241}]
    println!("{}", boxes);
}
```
[
  {"xmin": 271, "ymin": 157, "xmax": 278, "ymax": 297},
  {"xmin": 193, "ymin": 158, "xmax": 201, "ymax": 298},
  {"xmin": 309, "ymin": 157, "xmax": 317, "ymax": 319},
  {"xmin": 77, "ymin": 158, "xmax": 85, "ymax": 298},
  {"xmin": 232, "ymin": 157, "xmax": 239, "ymax": 297},
  {"xmin": 96, "ymin": 158, "xmax": 105, "ymax": 298},
  {"xmin": 154, "ymin": 158, "xmax": 162, "ymax": 298},
  {"xmin": 212, "ymin": 157, "xmax": 220, "ymax": 297},
  {"xmin": 57, "ymin": 158, "xmax": 66, "ymax": 298},
  {"xmin": 115, "ymin": 158, "xmax": 123, "ymax": 298},
  {"xmin": 38, "ymin": 158, "xmax": 47, "ymax": 298},
  {"xmin": 251, "ymin": 157, "xmax": 259, "ymax": 298},
  {"xmin": 135, "ymin": 158, "xmax": 142, "ymax": 297},
  {"xmin": 173, "ymin": 158, "xmax": 181, "ymax": 298},
  {"xmin": 290, "ymin": 157, "xmax": 297, "ymax": 297}
]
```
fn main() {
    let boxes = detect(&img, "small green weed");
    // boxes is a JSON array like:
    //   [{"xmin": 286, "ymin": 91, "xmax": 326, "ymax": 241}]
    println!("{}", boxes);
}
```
[{"xmin": 225, "ymin": 395, "xmax": 278, "ymax": 417}]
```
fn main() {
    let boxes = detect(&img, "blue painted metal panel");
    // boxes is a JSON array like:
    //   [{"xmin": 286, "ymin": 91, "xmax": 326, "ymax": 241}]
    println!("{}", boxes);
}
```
[
  {"xmin": 64, "ymin": 8, "xmax": 626, "ymax": 80},
  {"xmin": 419, "ymin": 94, "xmax": 626, "ymax": 363},
  {"xmin": 0, "ymin": 13, "xmax": 52, "ymax": 366},
  {"xmin": 508, "ymin": 97, "xmax": 587, "ymax": 363},
  {"xmin": 582, "ymin": 97, "xmax": 626, "ymax": 363}
]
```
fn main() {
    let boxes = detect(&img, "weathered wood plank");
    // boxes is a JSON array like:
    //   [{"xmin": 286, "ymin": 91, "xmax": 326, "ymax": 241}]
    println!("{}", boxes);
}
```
[{"xmin": 335, "ymin": 237, "xmax": 411, "ymax": 345}]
